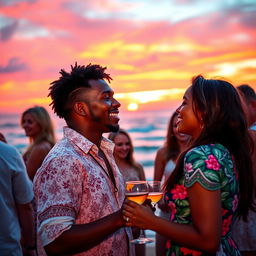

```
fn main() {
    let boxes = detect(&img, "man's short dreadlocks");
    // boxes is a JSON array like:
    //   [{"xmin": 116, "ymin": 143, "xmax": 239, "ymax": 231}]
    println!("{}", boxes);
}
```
[{"xmin": 48, "ymin": 63, "xmax": 112, "ymax": 119}]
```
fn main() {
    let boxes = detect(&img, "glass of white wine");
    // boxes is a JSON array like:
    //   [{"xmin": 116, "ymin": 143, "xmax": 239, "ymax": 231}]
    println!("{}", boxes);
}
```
[
  {"xmin": 125, "ymin": 181, "xmax": 153, "ymax": 244},
  {"xmin": 147, "ymin": 180, "xmax": 164, "ymax": 207}
]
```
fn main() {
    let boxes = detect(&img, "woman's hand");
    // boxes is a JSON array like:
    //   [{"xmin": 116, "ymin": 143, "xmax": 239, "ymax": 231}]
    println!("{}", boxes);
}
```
[{"xmin": 123, "ymin": 199, "xmax": 156, "ymax": 230}]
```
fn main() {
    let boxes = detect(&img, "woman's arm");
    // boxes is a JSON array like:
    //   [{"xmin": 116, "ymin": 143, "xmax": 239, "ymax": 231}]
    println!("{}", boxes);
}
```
[
  {"xmin": 153, "ymin": 147, "xmax": 166, "ymax": 181},
  {"xmin": 124, "ymin": 183, "xmax": 222, "ymax": 253}
]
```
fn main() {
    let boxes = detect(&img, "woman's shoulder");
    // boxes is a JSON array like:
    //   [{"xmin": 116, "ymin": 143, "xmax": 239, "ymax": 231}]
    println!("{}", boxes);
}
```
[
  {"xmin": 135, "ymin": 162, "xmax": 144, "ymax": 170},
  {"xmin": 133, "ymin": 162, "xmax": 145, "ymax": 179},
  {"xmin": 32, "ymin": 141, "xmax": 53, "ymax": 155},
  {"xmin": 157, "ymin": 146, "xmax": 166, "ymax": 154},
  {"xmin": 155, "ymin": 146, "xmax": 167, "ymax": 160},
  {"xmin": 184, "ymin": 144, "xmax": 231, "ymax": 190},
  {"xmin": 187, "ymin": 143, "xmax": 230, "ymax": 156}
]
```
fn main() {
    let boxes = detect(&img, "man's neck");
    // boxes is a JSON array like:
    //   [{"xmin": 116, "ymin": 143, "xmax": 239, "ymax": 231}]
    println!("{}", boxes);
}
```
[{"xmin": 68, "ymin": 123, "xmax": 102, "ymax": 147}]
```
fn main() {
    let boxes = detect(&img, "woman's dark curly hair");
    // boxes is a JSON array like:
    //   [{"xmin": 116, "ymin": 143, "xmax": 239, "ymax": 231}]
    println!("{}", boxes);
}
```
[
  {"xmin": 165, "ymin": 75, "xmax": 255, "ymax": 220},
  {"xmin": 48, "ymin": 63, "xmax": 112, "ymax": 120}
]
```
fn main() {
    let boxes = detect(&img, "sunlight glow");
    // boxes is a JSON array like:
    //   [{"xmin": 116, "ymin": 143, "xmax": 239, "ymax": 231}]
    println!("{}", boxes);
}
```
[
  {"xmin": 115, "ymin": 88, "xmax": 185, "ymax": 105},
  {"xmin": 210, "ymin": 59, "xmax": 256, "ymax": 76},
  {"xmin": 127, "ymin": 102, "xmax": 139, "ymax": 111}
]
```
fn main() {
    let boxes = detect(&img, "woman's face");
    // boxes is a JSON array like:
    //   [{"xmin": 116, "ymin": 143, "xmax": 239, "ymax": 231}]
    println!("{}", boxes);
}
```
[
  {"xmin": 176, "ymin": 87, "xmax": 202, "ymax": 139},
  {"xmin": 113, "ymin": 133, "xmax": 131, "ymax": 160},
  {"xmin": 22, "ymin": 113, "xmax": 41, "ymax": 139}
]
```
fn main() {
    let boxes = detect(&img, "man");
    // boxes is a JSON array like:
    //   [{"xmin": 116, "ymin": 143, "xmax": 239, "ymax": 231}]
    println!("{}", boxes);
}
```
[
  {"xmin": 232, "ymin": 85, "xmax": 256, "ymax": 255},
  {"xmin": 237, "ymin": 84, "xmax": 256, "ymax": 130},
  {"xmin": 0, "ymin": 140, "xmax": 36, "ymax": 256},
  {"xmin": 33, "ymin": 63, "xmax": 134, "ymax": 255}
]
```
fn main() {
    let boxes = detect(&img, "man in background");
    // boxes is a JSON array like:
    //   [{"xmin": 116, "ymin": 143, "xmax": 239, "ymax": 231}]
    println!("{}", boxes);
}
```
[
  {"xmin": 232, "ymin": 85, "xmax": 256, "ymax": 255},
  {"xmin": 237, "ymin": 84, "xmax": 256, "ymax": 130},
  {"xmin": 0, "ymin": 138, "xmax": 36, "ymax": 256}
]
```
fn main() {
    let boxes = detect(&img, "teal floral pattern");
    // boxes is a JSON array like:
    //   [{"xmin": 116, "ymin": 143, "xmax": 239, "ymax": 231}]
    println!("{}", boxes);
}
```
[{"xmin": 165, "ymin": 144, "xmax": 240, "ymax": 256}]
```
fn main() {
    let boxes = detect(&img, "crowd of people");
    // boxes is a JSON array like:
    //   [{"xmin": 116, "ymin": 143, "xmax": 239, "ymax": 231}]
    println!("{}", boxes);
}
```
[{"xmin": 0, "ymin": 62, "xmax": 256, "ymax": 256}]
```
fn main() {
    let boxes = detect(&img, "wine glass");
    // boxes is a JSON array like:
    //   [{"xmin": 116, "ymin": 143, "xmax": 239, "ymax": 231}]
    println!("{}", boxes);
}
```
[
  {"xmin": 125, "ymin": 181, "xmax": 154, "ymax": 244},
  {"xmin": 147, "ymin": 180, "xmax": 163, "ymax": 208}
]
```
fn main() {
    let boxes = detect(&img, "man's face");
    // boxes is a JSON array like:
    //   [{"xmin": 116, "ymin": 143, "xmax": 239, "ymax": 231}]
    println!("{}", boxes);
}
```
[{"xmin": 83, "ymin": 79, "xmax": 121, "ymax": 133}]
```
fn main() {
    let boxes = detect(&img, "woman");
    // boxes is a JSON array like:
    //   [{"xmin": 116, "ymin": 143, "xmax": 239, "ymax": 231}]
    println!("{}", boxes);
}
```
[
  {"xmin": 109, "ymin": 128, "xmax": 146, "ymax": 256},
  {"xmin": 154, "ymin": 112, "xmax": 190, "ymax": 256},
  {"xmin": 108, "ymin": 128, "xmax": 145, "ymax": 182},
  {"xmin": 123, "ymin": 75, "xmax": 255, "ymax": 255},
  {"xmin": 21, "ymin": 106, "xmax": 56, "ymax": 180}
]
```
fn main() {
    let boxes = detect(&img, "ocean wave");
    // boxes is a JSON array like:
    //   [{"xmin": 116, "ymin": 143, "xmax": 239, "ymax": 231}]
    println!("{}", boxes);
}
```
[
  {"xmin": 135, "ymin": 136, "xmax": 164, "ymax": 141},
  {"xmin": 127, "ymin": 124, "xmax": 158, "ymax": 133},
  {"xmin": 14, "ymin": 143, "xmax": 27, "ymax": 149},
  {"xmin": 7, "ymin": 133, "xmax": 26, "ymax": 138},
  {"xmin": 140, "ymin": 160, "xmax": 154, "ymax": 167},
  {"xmin": 0, "ymin": 123, "xmax": 18, "ymax": 128},
  {"xmin": 134, "ymin": 145, "xmax": 159, "ymax": 151}
]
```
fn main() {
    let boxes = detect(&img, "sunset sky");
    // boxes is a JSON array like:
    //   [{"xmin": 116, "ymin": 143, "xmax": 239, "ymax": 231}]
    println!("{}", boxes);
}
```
[{"xmin": 1, "ymin": 0, "xmax": 256, "ymax": 114}]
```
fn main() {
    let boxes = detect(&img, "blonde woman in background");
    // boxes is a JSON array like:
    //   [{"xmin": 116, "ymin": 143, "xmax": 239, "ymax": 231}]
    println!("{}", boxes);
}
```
[
  {"xmin": 108, "ymin": 128, "xmax": 145, "ymax": 182},
  {"xmin": 21, "ymin": 106, "xmax": 56, "ymax": 180},
  {"xmin": 109, "ymin": 128, "xmax": 146, "ymax": 256}
]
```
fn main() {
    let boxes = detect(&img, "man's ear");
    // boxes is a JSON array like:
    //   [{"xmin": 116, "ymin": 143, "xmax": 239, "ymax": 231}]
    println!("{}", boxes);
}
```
[{"xmin": 73, "ymin": 102, "xmax": 88, "ymax": 116}]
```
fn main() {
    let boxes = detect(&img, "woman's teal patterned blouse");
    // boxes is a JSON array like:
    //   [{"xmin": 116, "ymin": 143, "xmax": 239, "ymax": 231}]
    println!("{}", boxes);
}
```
[{"xmin": 165, "ymin": 144, "xmax": 240, "ymax": 256}]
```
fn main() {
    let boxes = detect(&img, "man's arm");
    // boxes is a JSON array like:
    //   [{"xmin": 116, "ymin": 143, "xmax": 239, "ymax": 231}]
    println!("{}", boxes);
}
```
[{"xmin": 45, "ymin": 208, "xmax": 125, "ymax": 255}]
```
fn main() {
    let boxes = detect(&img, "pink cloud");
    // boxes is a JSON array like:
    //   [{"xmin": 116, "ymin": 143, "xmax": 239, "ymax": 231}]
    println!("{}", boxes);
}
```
[{"xmin": 0, "ymin": 0, "xmax": 256, "ymax": 113}]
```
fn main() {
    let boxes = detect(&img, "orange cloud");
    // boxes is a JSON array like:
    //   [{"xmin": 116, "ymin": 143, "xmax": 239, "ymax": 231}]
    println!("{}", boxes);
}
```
[{"xmin": 1, "ymin": 0, "xmax": 256, "ymax": 114}]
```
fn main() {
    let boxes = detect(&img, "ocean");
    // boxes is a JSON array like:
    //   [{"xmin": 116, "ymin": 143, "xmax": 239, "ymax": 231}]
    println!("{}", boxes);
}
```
[{"xmin": 0, "ymin": 109, "xmax": 175, "ymax": 180}]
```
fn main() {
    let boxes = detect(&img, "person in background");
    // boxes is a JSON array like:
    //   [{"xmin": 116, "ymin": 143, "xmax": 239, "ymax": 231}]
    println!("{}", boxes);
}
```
[
  {"xmin": 0, "ymin": 140, "xmax": 36, "ymax": 256},
  {"xmin": 123, "ymin": 75, "xmax": 255, "ymax": 255},
  {"xmin": 231, "ymin": 85, "xmax": 256, "ymax": 256},
  {"xmin": 108, "ymin": 128, "xmax": 145, "ymax": 182},
  {"xmin": 33, "ymin": 63, "xmax": 134, "ymax": 256},
  {"xmin": 153, "ymin": 111, "xmax": 190, "ymax": 256},
  {"xmin": 237, "ymin": 84, "xmax": 256, "ymax": 130},
  {"xmin": 109, "ymin": 128, "xmax": 146, "ymax": 256},
  {"xmin": 21, "ymin": 106, "xmax": 56, "ymax": 180}
]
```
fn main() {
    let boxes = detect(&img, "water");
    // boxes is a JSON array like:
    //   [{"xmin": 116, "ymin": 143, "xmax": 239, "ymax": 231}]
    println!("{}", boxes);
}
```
[{"xmin": 0, "ymin": 109, "xmax": 174, "ymax": 180}]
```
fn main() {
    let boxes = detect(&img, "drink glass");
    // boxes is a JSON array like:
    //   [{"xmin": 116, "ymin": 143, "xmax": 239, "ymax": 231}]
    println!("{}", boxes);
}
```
[
  {"xmin": 125, "ymin": 181, "xmax": 153, "ymax": 244},
  {"xmin": 147, "ymin": 180, "xmax": 163, "ymax": 207}
]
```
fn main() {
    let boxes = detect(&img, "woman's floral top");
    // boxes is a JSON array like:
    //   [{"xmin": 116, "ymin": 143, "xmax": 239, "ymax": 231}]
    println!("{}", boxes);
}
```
[{"xmin": 165, "ymin": 144, "xmax": 240, "ymax": 256}]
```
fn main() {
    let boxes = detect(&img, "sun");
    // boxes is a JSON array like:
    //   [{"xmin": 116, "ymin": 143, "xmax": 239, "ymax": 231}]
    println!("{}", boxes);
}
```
[{"xmin": 127, "ymin": 102, "xmax": 138, "ymax": 111}]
